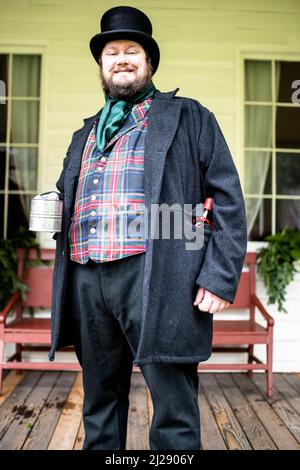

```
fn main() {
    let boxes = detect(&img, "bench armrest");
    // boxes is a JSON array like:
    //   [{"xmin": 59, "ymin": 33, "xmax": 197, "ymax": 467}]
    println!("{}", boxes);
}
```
[
  {"xmin": 0, "ymin": 292, "xmax": 21, "ymax": 323},
  {"xmin": 251, "ymin": 294, "xmax": 275, "ymax": 326}
]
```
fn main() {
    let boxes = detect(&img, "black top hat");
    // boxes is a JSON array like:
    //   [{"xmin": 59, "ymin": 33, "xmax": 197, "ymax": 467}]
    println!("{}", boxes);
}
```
[{"xmin": 89, "ymin": 6, "xmax": 160, "ymax": 74}]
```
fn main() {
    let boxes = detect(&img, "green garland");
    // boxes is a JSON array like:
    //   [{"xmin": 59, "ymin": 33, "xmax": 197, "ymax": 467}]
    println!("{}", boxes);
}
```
[{"xmin": 257, "ymin": 228, "xmax": 300, "ymax": 313}]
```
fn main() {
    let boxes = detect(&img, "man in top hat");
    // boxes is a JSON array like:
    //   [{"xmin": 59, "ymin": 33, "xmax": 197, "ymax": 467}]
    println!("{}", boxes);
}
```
[{"xmin": 46, "ymin": 6, "xmax": 247, "ymax": 450}]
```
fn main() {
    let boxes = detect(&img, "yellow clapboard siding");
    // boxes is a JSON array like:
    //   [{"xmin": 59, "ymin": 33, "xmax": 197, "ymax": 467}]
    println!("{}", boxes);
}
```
[
  {"xmin": 48, "ymin": 93, "xmax": 100, "ymax": 112},
  {"xmin": 236, "ymin": 10, "xmax": 300, "ymax": 31},
  {"xmin": 0, "ymin": 1, "xmax": 227, "ymax": 23},
  {"xmin": 288, "ymin": 30, "xmax": 300, "ymax": 44},
  {"xmin": 0, "ymin": 21, "xmax": 62, "ymax": 39},
  {"xmin": 50, "ymin": 74, "xmax": 99, "ymax": 94},
  {"xmin": 235, "ymin": 29, "xmax": 290, "ymax": 45},
  {"xmin": 47, "ymin": 112, "xmax": 89, "ymax": 130},
  {"xmin": 215, "ymin": 0, "xmax": 300, "ymax": 13}
]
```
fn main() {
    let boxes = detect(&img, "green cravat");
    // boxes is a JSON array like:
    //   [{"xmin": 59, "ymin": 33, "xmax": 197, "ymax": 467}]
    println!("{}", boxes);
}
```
[{"xmin": 96, "ymin": 82, "xmax": 156, "ymax": 153}]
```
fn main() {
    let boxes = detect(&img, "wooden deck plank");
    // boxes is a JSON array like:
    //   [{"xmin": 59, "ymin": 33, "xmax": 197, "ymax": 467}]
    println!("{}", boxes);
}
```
[
  {"xmin": 0, "ymin": 371, "xmax": 43, "ymax": 442},
  {"xmin": 198, "ymin": 385, "xmax": 227, "ymax": 450},
  {"xmin": 126, "ymin": 373, "xmax": 150, "ymax": 450},
  {"xmin": 0, "ymin": 372, "xmax": 60, "ymax": 450},
  {"xmin": 281, "ymin": 373, "xmax": 300, "ymax": 396},
  {"xmin": 273, "ymin": 375, "xmax": 300, "ymax": 418},
  {"xmin": 48, "ymin": 372, "xmax": 83, "ymax": 450},
  {"xmin": 215, "ymin": 373, "xmax": 276, "ymax": 449},
  {"xmin": 0, "ymin": 371, "xmax": 26, "ymax": 407},
  {"xmin": 22, "ymin": 372, "xmax": 76, "ymax": 450},
  {"xmin": 200, "ymin": 373, "xmax": 252, "ymax": 450},
  {"xmin": 232, "ymin": 373, "xmax": 300, "ymax": 449},
  {"xmin": 252, "ymin": 374, "xmax": 300, "ymax": 444},
  {"xmin": 73, "ymin": 418, "xmax": 85, "ymax": 450}
]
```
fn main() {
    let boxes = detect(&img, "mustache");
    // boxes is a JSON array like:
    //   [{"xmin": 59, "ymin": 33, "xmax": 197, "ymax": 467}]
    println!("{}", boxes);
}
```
[{"xmin": 112, "ymin": 66, "xmax": 135, "ymax": 73}]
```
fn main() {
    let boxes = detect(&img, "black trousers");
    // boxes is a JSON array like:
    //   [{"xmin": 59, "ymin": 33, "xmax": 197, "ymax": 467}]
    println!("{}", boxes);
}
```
[{"xmin": 68, "ymin": 252, "xmax": 200, "ymax": 450}]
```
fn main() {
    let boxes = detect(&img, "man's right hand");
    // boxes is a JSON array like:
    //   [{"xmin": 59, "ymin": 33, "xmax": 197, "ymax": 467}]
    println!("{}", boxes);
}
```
[
  {"xmin": 193, "ymin": 287, "xmax": 230, "ymax": 314},
  {"xmin": 39, "ymin": 192, "xmax": 59, "ymax": 200}
]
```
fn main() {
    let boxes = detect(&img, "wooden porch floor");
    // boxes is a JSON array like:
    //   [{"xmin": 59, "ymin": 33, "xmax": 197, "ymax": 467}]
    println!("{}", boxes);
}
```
[{"xmin": 0, "ymin": 371, "xmax": 300, "ymax": 450}]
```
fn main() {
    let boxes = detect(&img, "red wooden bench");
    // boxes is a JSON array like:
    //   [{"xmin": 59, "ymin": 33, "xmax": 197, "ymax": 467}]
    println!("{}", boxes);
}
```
[
  {"xmin": 197, "ymin": 252, "xmax": 274, "ymax": 398},
  {"xmin": 0, "ymin": 248, "xmax": 81, "ymax": 395},
  {"xmin": 0, "ymin": 250, "xmax": 274, "ymax": 397}
]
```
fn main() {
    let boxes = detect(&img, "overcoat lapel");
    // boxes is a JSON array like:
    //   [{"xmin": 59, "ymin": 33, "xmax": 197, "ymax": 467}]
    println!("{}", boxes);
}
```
[{"xmin": 144, "ymin": 91, "xmax": 183, "ymax": 207}]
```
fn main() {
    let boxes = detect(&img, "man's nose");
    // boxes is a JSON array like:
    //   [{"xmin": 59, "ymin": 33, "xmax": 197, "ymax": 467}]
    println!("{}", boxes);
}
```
[{"xmin": 116, "ymin": 52, "xmax": 129, "ymax": 64}]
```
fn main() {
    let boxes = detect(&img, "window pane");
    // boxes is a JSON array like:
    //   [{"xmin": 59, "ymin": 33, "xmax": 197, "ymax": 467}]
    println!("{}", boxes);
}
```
[
  {"xmin": 0, "ymin": 54, "xmax": 8, "ymax": 95},
  {"xmin": 246, "ymin": 197, "xmax": 272, "ymax": 241},
  {"xmin": 7, "ymin": 194, "xmax": 31, "ymax": 238},
  {"xmin": 9, "ymin": 147, "xmax": 38, "ymax": 191},
  {"xmin": 0, "ymin": 194, "xmax": 4, "ymax": 238},
  {"xmin": 245, "ymin": 105, "xmax": 272, "ymax": 148},
  {"xmin": 0, "ymin": 147, "xmax": 5, "ymax": 189},
  {"xmin": 10, "ymin": 100, "xmax": 39, "ymax": 143},
  {"xmin": 276, "ymin": 153, "xmax": 300, "ymax": 196},
  {"xmin": 244, "ymin": 151, "xmax": 272, "ymax": 195},
  {"xmin": 276, "ymin": 199, "xmax": 300, "ymax": 231},
  {"xmin": 0, "ymin": 100, "xmax": 8, "ymax": 142},
  {"xmin": 12, "ymin": 55, "xmax": 41, "ymax": 97},
  {"xmin": 276, "ymin": 61, "xmax": 300, "ymax": 103},
  {"xmin": 245, "ymin": 60, "xmax": 272, "ymax": 102},
  {"xmin": 276, "ymin": 107, "xmax": 300, "ymax": 149}
]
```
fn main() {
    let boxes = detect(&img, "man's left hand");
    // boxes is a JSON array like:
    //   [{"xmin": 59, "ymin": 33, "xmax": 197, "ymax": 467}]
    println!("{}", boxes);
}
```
[{"xmin": 193, "ymin": 287, "xmax": 230, "ymax": 314}]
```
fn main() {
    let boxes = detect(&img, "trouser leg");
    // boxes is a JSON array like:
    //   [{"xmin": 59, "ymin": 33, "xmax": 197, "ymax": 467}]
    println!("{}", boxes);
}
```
[
  {"xmin": 69, "ymin": 259, "xmax": 134, "ymax": 450},
  {"xmin": 140, "ymin": 362, "xmax": 200, "ymax": 450}
]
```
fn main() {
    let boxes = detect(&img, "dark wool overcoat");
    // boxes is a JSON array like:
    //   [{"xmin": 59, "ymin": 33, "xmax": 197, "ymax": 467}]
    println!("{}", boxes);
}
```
[{"xmin": 48, "ymin": 88, "xmax": 247, "ymax": 366}]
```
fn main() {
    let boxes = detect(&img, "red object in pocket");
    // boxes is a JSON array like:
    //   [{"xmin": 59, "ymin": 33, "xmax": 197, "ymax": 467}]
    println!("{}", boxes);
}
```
[{"xmin": 192, "ymin": 197, "xmax": 215, "ymax": 229}]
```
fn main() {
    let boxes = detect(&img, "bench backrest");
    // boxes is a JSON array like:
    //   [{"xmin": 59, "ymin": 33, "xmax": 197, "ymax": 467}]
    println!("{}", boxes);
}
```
[{"xmin": 17, "ymin": 248, "xmax": 55, "ymax": 308}]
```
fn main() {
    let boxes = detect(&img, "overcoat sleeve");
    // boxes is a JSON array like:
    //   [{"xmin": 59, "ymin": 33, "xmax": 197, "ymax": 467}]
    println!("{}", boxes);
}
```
[
  {"xmin": 49, "ymin": 145, "xmax": 72, "ymax": 240},
  {"xmin": 195, "ymin": 108, "xmax": 248, "ymax": 303},
  {"xmin": 55, "ymin": 146, "xmax": 72, "ymax": 199}
]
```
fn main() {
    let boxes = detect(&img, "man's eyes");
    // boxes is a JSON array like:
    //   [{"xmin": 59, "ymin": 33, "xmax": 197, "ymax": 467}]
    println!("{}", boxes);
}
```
[{"xmin": 106, "ymin": 50, "xmax": 138, "ymax": 55}]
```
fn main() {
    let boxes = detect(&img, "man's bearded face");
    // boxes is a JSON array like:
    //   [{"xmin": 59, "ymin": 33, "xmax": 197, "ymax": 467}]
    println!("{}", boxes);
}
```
[{"xmin": 99, "ymin": 39, "xmax": 153, "ymax": 100}]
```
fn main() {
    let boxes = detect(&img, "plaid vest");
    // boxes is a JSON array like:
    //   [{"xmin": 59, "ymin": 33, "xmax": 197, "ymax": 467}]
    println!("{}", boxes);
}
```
[{"xmin": 69, "ymin": 97, "xmax": 153, "ymax": 263}]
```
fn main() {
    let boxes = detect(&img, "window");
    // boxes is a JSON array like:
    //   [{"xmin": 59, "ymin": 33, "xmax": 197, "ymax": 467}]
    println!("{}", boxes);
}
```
[
  {"xmin": 0, "ymin": 53, "xmax": 41, "ymax": 238},
  {"xmin": 243, "ymin": 59, "xmax": 300, "ymax": 241}
]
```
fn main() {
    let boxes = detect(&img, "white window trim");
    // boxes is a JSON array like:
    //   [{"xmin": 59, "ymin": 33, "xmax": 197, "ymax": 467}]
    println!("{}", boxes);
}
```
[
  {"xmin": 0, "ymin": 43, "xmax": 48, "ymax": 238},
  {"xmin": 236, "ymin": 45, "xmax": 300, "ymax": 245}
]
